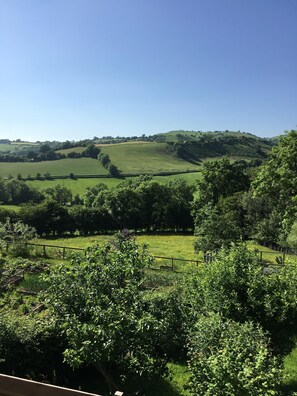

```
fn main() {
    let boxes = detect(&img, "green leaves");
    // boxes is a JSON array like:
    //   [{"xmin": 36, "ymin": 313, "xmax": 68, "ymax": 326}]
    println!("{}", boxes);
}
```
[
  {"xmin": 45, "ymin": 236, "xmax": 167, "ymax": 386},
  {"xmin": 188, "ymin": 314, "xmax": 283, "ymax": 395}
]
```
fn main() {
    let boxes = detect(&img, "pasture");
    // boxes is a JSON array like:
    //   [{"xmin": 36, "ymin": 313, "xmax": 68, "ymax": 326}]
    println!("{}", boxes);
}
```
[
  {"xmin": 0, "ymin": 142, "xmax": 38, "ymax": 152},
  {"xmin": 35, "ymin": 234, "xmax": 199, "ymax": 261},
  {"xmin": 0, "ymin": 158, "xmax": 109, "ymax": 178},
  {"xmin": 26, "ymin": 172, "xmax": 202, "ymax": 195},
  {"xmin": 96, "ymin": 142, "xmax": 200, "ymax": 173},
  {"xmin": 34, "ymin": 234, "xmax": 297, "ymax": 269}
]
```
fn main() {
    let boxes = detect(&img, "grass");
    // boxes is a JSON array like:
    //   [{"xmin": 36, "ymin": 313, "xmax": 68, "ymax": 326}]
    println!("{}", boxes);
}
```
[
  {"xmin": 0, "ymin": 205, "xmax": 21, "ymax": 212},
  {"xmin": 145, "ymin": 362, "xmax": 190, "ymax": 396},
  {"xmin": 36, "ymin": 234, "xmax": 198, "ymax": 259},
  {"xmin": 0, "ymin": 158, "xmax": 109, "ymax": 178},
  {"xmin": 0, "ymin": 143, "xmax": 38, "ymax": 152},
  {"xmin": 25, "ymin": 172, "xmax": 201, "ymax": 196},
  {"xmin": 27, "ymin": 177, "xmax": 122, "ymax": 195},
  {"xmin": 97, "ymin": 142, "xmax": 201, "ymax": 173},
  {"xmin": 35, "ymin": 234, "xmax": 296, "ymax": 263},
  {"xmin": 283, "ymin": 339, "xmax": 297, "ymax": 393}
]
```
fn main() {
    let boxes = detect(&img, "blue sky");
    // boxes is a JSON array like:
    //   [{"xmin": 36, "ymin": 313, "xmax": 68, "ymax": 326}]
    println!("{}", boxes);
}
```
[{"xmin": 0, "ymin": 0, "xmax": 296, "ymax": 141}]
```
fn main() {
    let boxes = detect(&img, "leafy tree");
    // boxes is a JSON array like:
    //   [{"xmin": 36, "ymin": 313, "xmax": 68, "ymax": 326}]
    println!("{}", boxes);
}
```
[
  {"xmin": 82, "ymin": 143, "xmax": 101, "ymax": 159},
  {"xmin": 166, "ymin": 179, "xmax": 195, "ymax": 231},
  {"xmin": 107, "ymin": 162, "xmax": 120, "ymax": 177},
  {"xmin": 196, "ymin": 158, "xmax": 250, "ymax": 207},
  {"xmin": 104, "ymin": 187, "xmax": 143, "ymax": 230},
  {"xmin": 193, "ymin": 159, "xmax": 250, "ymax": 250},
  {"xmin": 42, "ymin": 184, "xmax": 73, "ymax": 205},
  {"xmin": 188, "ymin": 314, "xmax": 282, "ymax": 395},
  {"xmin": 44, "ymin": 237, "xmax": 167, "ymax": 391},
  {"xmin": 136, "ymin": 181, "xmax": 171, "ymax": 231},
  {"xmin": 83, "ymin": 183, "xmax": 109, "ymax": 208},
  {"xmin": 20, "ymin": 201, "xmax": 70, "ymax": 236},
  {"xmin": 0, "ymin": 219, "xmax": 36, "ymax": 257},
  {"xmin": 194, "ymin": 198, "xmax": 244, "ymax": 252},
  {"xmin": 68, "ymin": 206, "xmax": 114, "ymax": 235},
  {"xmin": 253, "ymin": 130, "xmax": 297, "ymax": 244},
  {"xmin": 188, "ymin": 244, "xmax": 297, "ymax": 330},
  {"xmin": 98, "ymin": 153, "xmax": 110, "ymax": 167},
  {"xmin": 287, "ymin": 218, "xmax": 297, "ymax": 250},
  {"xmin": 2, "ymin": 179, "xmax": 43, "ymax": 204}
]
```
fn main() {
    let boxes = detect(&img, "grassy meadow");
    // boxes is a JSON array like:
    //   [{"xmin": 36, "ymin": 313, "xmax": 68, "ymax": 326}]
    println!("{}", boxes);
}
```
[
  {"xmin": 25, "ymin": 172, "xmax": 202, "ymax": 196},
  {"xmin": 0, "ymin": 142, "xmax": 38, "ymax": 152},
  {"xmin": 96, "ymin": 142, "xmax": 200, "ymax": 173},
  {"xmin": 0, "ymin": 158, "xmax": 109, "ymax": 178},
  {"xmin": 33, "ymin": 234, "xmax": 296, "ymax": 269},
  {"xmin": 27, "ymin": 177, "xmax": 122, "ymax": 194}
]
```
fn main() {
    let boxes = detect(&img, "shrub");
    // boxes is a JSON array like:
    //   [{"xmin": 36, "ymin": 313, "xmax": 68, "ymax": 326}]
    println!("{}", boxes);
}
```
[
  {"xmin": 188, "ymin": 313, "xmax": 283, "ymax": 395},
  {"xmin": 188, "ymin": 244, "xmax": 297, "ymax": 330}
]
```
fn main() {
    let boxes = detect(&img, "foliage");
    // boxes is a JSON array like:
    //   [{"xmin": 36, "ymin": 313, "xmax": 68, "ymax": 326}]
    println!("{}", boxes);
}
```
[
  {"xmin": 0, "ymin": 219, "xmax": 36, "ymax": 257},
  {"xmin": 193, "ymin": 159, "xmax": 250, "ymax": 251},
  {"xmin": 0, "ymin": 314, "xmax": 66, "ymax": 381},
  {"xmin": 0, "ymin": 178, "xmax": 43, "ymax": 205},
  {"xmin": 143, "ymin": 286, "xmax": 191, "ymax": 359},
  {"xmin": 19, "ymin": 200, "xmax": 70, "ymax": 236},
  {"xmin": 187, "ymin": 313, "xmax": 283, "ymax": 396},
  {"xmin": 44, "ymin": 236, "xmax": 167, "ymax": 390},
  {"xmin": 188, "ymin": 244, "xmax": 297, "ymax": 330},
  {"xmin": 195, "ymin": 158, "xmax": 250, "ymax": 207},
  {"xmin": 252, "ymin": 130, "xmax": 297, "ymax": 245},
  {"xmin": 287, "ymin": 219, "xmax": 297, "ymax": 250},
  {"xmin": 195, "ymin": 195, "xmax": 244, "ymax": 252},
  {"xmin": 42, "ymin": 184, "xmax": 73, "ymax": 205}
]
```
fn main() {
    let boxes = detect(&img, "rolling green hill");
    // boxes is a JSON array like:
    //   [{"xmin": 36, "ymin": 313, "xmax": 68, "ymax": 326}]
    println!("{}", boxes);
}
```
[
  {"xmin": 0, "ymin": 131, "xmax": 274, "ymax": 181},
  {"xmin": 96, "ymin": 142, "xmax": 200, "ymax": 173},
  {"xmin": 152, "ymin": 130, "xmax": 273, "ymax": 164}
]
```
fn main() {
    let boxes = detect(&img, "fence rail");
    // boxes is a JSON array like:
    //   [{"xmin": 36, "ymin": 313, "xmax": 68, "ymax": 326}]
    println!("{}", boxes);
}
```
[{"xmin": 4, "ymin": 241, "xmax": 296, "ymax": 271}]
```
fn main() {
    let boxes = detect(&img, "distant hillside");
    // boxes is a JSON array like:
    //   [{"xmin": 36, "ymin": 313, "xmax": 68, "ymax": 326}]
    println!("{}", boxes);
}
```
[
  {"xmin": 153, "ymin": 130, "xmax": 274, "ymax": 162},
  {"xmin": 95, "ymin": 142, "xmax": 200, "ymax": 174},
  {"xmin": 0, "ymin": 131, "xmax": 276, "ymax": 179}
]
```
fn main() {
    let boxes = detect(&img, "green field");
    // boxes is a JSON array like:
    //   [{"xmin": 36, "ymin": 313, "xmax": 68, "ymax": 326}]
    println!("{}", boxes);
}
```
[
  {"xmin": 34, "ymin": 234, "xmax": 297, "ymax": 267},
  {"xmin": 36, "ymin": 234, "xmax": 198, "ymax": 259},
  {"xmin": 0, "ymin": 158, "xmax": 109, "ymax": 178},
  {"xmin": 0, "ymin": 205, "xmax": 21, "ymax": 212},
  {"xmin": 26, "ymin": 172, "xmax": 202, "ymax": 195},
  {"xmin": 97, "ymin": 142, "xmax": 200, "ymax": 173},
  {"xmin": 0, "ymin": 142, "xmax": 38, "ymax": 152},
  {"xmin": 27, "ymin": 177, "xmax": 121, "ymax": 194},
  {"xmin": 56, "ymin": 146, "xmax": 86, "ymax": 155}
]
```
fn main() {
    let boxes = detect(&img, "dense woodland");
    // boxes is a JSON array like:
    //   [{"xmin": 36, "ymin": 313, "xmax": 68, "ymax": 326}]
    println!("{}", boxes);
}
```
[{"xmin": 0, "ymin": 130, "xmax": 297, "ymax": 395}]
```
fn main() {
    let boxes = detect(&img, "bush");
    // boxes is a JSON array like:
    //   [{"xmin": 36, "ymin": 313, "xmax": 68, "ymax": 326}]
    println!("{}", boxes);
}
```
[
  {"xmin": 188, "ymin": 244, "xmax": 297, "ymax": 330},
  {"xmin": 188, "ymin": 313, "xmax": 283, "ymax": 395},
  {"xmin": 0, "ymin": 219, "xmax": 37, "ymax": 257}
]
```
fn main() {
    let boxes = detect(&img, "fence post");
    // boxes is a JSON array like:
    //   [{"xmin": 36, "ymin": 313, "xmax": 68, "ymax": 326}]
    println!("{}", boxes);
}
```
[
  {"xmin": 43, "ymin": 245, "xmax": 46, "ymax": 256},
  {"xmin": 63, "ymin": 247, "xmax": 66, "ymax": 259},
  {"xmin": 171, "ymin": 258, "xmax": 174, "ymax": 271},
  {"xmin": 260, "ymin": 251, "xmax": 263, "ymax": 262},
  {"xmin": 283, "ymin": 252, "xmax": 285, "ymax": 264}
]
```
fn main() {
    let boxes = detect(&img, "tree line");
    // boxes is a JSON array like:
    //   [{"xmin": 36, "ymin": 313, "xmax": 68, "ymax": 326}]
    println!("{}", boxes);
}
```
[
  {"xmin": 0, "ymin": 176, "xmax": 195, "ymax": 236},
  {"xmin": 193, "ymin": 130, "xmax": 297, "ymax": 252}
]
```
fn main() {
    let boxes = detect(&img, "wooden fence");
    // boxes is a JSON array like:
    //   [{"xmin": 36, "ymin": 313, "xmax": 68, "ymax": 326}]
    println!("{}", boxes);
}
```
[
  {"xmin": 4, "ymin": 241, "xmax": 295, "ymax": 272},
  {"xmin": 0, "ymin": 373, "xmax": 123, "ymax": 396}
]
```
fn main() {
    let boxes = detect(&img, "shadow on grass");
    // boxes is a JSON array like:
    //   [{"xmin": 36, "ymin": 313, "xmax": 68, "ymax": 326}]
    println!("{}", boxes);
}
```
[
  {"xmin": 144, "ymin": 377, "xmax": 186, "ymax": 396},
  {"xmin": 280, "ymin": 380, "xmax": 297, "ymax": 395}
]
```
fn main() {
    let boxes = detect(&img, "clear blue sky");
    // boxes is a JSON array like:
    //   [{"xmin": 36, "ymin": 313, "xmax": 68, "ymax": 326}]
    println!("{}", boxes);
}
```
[{"xmin": 0, "ymin": 0, "xmax": 296, "ymax": 141}]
